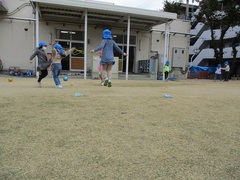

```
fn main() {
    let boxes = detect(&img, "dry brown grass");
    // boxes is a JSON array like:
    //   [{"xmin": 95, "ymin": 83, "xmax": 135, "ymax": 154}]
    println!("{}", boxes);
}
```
[{"xmin": 0, "ymin": 76, "xmax": 240, "ymax": 179}]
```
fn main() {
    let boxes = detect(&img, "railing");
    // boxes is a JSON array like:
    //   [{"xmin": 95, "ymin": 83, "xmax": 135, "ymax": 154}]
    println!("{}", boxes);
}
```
[{"xmin": 192, "ymin": 46, "xmax": 240, "ymax": 66}]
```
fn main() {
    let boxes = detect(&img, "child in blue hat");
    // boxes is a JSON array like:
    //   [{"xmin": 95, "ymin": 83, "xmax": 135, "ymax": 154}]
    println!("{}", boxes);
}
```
[
  {"xmin": 97, "ymin": 51, "xmax": 104, "ymax": 86},
  {"xmin": 51, "ymin": 43, "xmax": 76, "ymax": 88},
  {"xmin": 221, "ymin": 61, "xmax": 230, "ymax": 81},
  {"xmin": 214, "ymin": 64, "xmax": 222, "ymax": 81},
  {"xmin": 163, "ymin": 60, "xmax": 170, "ymax": 81},
  {"xmin": 29, "ymin": 41, "xmax": 52, "ymax": 87},
  {"xmin": 90, "ymin": 29, "xmax": 127, "ymax": 87}
]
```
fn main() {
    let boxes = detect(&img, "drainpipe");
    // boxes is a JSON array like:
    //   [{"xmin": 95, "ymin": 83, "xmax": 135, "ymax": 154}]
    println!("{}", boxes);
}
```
[
  {"xmin": 35, "ymin": 2, "xmax": 39, "ymax": 78},
  {"xmin": 84, "ymin": 9, "xmax": 88, "ymax": 79},
  {"xmin": 163, "ymin": 21, "xmax": 171, "ymax": 81},
  {"xmin": 4, "ymin": 3, "xmax": 30, "ymax": 16},
  {"xmin": 126, "ymin": 14, "xmax": 130, "ymax": 80}
]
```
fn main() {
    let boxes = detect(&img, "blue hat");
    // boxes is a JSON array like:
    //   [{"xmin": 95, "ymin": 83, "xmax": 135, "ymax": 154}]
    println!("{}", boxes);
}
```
[
  {"xmin": 102, "ymin": 29, "xmax": 112, "ymax": 39},
  {"xmin": 217, "ymin": 64, "xmax": 221, "ymax": 68},
  {"xmin": 38, "ymin": 41, "xmax": 47, "ymax": 49},
  {"xmin": 165, "ymin": 60, "xmax": 170, "ymax": 66},
  {"xmin": 54, "ymin": 44, "xmax": 65, "ymax": 55},
  {"xmin": 224, "ymin": 61, "xmax": 229, "ymax": 65}
]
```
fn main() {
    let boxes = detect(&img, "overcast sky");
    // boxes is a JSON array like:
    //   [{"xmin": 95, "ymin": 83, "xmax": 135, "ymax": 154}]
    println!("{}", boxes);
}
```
[{"xmin": 90, "ymin": 0, "xmax": 199, "ymax": 11}]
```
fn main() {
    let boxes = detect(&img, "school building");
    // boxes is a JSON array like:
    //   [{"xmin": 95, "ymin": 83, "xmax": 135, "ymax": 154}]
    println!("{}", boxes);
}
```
[{"xmin": 0, "ymin": 0, "xmax": 191, "ymax": 80}]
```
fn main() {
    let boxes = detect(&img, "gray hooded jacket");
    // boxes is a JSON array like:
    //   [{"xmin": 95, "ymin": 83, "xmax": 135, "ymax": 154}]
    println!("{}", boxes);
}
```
[{"xmin": 30, "ymin": 49, "xmax": 52, "ymax": 70}]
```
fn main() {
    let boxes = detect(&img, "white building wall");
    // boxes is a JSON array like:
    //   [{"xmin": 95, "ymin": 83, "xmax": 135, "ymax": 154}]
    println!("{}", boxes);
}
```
[
  {"xmin": 0, "ymin": 19, "xmax": 34, "ymax": 70},
  {"xmin": 0, "ymin": 0, "xmax": 34, "ymax": 70},
  {"xmin": 136, "ymin": 32, "xmax": 150, "ymax": 60},
  {"xmin": 134, "ymin": 32, "xmax": 151, "ymax": 73},
  {"xmin": 152, "ymin": 19, "xmax": 190, "ymax": 62}
]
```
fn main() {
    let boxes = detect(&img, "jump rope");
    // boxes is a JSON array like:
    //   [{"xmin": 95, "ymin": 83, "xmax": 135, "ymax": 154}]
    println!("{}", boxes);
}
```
[
  {"xmin": 52, "ymin": 42, "xmax": 127, "ymax": 59},
  {"xmin": 70, "ymin": 48, "xmax": 127, "ymax": 61}
]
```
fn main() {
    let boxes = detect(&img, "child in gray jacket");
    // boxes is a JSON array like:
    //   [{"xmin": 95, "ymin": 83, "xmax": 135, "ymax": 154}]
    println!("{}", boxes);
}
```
[{"xmin": 29, "ymin": 41, "xmax": 52, "ymax": 87}]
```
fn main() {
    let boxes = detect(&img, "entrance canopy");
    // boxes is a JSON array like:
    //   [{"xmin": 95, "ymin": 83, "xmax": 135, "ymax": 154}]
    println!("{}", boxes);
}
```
[
  {"xmin": 30, "ymin": 0, "xmax": 177, "ymax": 79},
  {"xmin": 30, "ymin": 0, "xmax": 177, "ymax": 31}
]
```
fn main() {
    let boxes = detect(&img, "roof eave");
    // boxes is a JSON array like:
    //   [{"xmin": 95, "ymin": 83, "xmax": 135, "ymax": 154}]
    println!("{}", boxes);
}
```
[
  {"xmin": 30, "ymin": 0, "xmax": 177, "ymax": 21},
  {"xmin": 0, "ymin": 1, "xmax": 8, "ymax": 12}
]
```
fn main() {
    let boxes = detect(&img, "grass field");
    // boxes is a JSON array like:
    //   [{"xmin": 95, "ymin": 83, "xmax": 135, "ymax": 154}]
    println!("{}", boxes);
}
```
[{"xmin": 0, "ymin": 76, "xmax": 240, "ymax": 179}]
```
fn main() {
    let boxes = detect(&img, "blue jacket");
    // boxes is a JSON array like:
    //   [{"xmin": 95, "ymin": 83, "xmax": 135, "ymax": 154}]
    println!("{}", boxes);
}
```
[{"xmin": 94, "ymin": 39, "xmax": 124, "ymax": 65}]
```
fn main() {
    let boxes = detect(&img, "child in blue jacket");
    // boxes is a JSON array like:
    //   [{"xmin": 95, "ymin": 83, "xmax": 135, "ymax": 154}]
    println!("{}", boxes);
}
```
[
  {"xmin": 214, "ymin": 64, "xmax": 222, "ymax": 81},
  {"xmin": 90, "ymin": 29, "xmax": 127, "ymax": 87}
]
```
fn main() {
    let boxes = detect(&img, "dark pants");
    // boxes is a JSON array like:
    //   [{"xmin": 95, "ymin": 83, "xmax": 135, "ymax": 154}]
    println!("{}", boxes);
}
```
[
  {"xmin": 52, "ymin": 63, "xmax": 62, "ymax": 86},
  {"xmin": 223, "ymin": 71, "xmax": 229, "ymax": 81},
  {"xmin": 214, "ymin": 73, "xmax": 222, "ymax": 81},
  {"xmin": 164, "ymin": 71, "xmax": 169, "ymax": 79},
  {"xmin": 38, "ymin": 69, "xmax": 48, "ymax": 82}
]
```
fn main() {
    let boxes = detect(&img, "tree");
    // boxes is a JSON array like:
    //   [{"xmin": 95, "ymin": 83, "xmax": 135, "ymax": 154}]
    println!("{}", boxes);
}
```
[
  {"xmin": 230, "ymin": 32, "xmax": 240, "ymax": 77},
  {"xmin": 196, "ymin": 0, "xmax": 240, "ymax": 74},
  {"xmin": 163, "ymin": 0, "xmax": 198, "ymax": 19},
  {"xmin": 163, "ymin": 1, "xmax": 182, "ymax": 15}
]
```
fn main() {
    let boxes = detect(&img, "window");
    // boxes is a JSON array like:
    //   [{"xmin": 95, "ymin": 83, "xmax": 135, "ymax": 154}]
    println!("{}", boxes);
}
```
[
  {"xmin": 56, "ymin": 30, "xmax": 84, "ymax": 41},
  {"xmin": 57, "ymin": 30, "xmax": 70, "ymax": 40},
  {"xmin": 123, "ymin": 35, "xmax": 136, "ymax": 45},
  {"xmin": 72, "ymin": 31, "xmax": 84, "ymax": 41},
  {"xmin": 113, "ymin": 35, "xmax": 123, "ymax": 44},
  {"xmin": 113, "ymin": 34, "xmax": 136, "ymax": 45}
]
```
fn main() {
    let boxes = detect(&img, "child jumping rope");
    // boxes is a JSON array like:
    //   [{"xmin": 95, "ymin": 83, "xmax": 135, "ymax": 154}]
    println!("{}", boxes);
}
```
[
  {"xmin": 90, "ymin": 29, "xmax": 127, "ymax": 87},
  {"xmin": 97, "ymin": 51, "xmax": 104, "ymax": 86}
]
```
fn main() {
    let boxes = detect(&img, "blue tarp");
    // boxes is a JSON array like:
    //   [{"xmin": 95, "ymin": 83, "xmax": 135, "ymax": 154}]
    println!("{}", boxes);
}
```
[{"xmin": 189, "ymin": 66, "xmax": 216, "ymax": 73}]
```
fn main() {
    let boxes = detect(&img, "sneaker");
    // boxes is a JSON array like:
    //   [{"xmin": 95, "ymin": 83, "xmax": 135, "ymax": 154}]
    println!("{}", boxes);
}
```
[
  {"xmin": 108, "ymin": 81, "xmax": 112, "ymax": 87},
  {"xmin": 101, "ymin": 81, "xmax": 104, "ymax": 86},
  {"xmin": 104, "ymin": 78, "xmax": 108, "ymax": 86},
  {"xmin": 37, "ymin": 82, "xmax": 41, "ymax": 87},
  {"xmin": 56, "ymin": 85, "xmax": 63, "ymax": 89}
]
